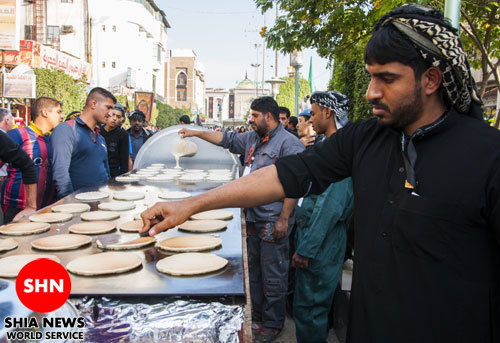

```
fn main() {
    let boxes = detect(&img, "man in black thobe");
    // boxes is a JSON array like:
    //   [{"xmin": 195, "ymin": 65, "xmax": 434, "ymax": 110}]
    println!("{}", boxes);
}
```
[{"xmin": 140, "ymin": 5, "xmax": 500, "ymax": 343}]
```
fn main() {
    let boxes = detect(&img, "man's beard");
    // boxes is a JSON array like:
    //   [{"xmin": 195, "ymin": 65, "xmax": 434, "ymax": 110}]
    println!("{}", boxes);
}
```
[
  {"xmin": 372, "ymin": 83, "xmax": 423, "ymax": 130},
  {"xmin": 251, "ymin": 121, "xmax": 268, "ymax": 137}
]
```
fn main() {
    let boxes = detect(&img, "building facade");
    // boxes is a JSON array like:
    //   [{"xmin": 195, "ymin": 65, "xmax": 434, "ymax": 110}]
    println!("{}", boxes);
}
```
[{"xmin": 166, "ymin": 49, "xmax": 205, "ymax": 111}]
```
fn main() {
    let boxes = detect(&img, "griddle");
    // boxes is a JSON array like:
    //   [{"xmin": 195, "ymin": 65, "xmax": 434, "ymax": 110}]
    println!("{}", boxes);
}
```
[{"xmin": 0, "ymin": 162, "xmax": 245, "ymax": 298}]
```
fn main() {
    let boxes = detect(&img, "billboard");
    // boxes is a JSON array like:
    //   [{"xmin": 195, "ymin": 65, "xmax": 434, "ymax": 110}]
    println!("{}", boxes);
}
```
[
  {"xmin": 229, "ymin": 94, "xmax": 235, "ymax": 119},
  {"xmin": 3, "ymin": 73, "xmax": 36, "ymax": 98},
  {"xmin": 134, "ymin": 91, "xmax": 154, "ymax": 122},
  {"xmin": 0, "ymin": 0, "xmax": 19, "ymax": 51}
]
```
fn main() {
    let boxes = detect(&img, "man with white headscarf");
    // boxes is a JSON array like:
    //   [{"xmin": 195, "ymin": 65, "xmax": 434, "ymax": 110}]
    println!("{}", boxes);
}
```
[{"xmin": 292, "ymin": 90, "xmax": 353, "ymax": 343}]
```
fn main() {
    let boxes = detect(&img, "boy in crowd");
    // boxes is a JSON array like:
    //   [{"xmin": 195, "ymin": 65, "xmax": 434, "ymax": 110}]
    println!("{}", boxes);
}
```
[{"xmin": 101, "ymin": 103, "xmax": 130, "ymax": 177}]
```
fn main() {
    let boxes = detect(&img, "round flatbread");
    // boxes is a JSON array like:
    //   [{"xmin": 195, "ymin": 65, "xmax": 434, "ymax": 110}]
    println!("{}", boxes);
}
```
[
  {"xmin": 75, "ymin": 191, "xmax": 109, "ymax": 201},
  {"xmin": 0, "ymin": 254, "xmax": 60, "ymax": 278},
  {"xmin": 208, "ymin": 169, "xmax": 231, "ymax": 174},
  {"xmin": 96, "ymin": 236, "xmax": 155, "ymax": 250},
  {"xmin": 51, "ymin": 203, "xmax": 91, "ymax": 214},
  {"xmin": 115, "ymin": 176, "xmax": 140, "ymax": 182},
  {"xmin": 113, "ymin": 191, "xmax": 145, "ymax": 201},
  {"xmin": 163, "ymin": 168, "xmax": 182, "ymax": 173},
  {"xmin": 178, "ymin": 220, "xmax": 227, "ymax": 233},
  {"xmin": 68, "ymin": 221, "xmax": 116, "ymax": 234},
  {"xmin": 81, "ymin": 211, "xmax": 120, "ymax": 221},
  {"xmin": 66, "ymin": 252, "xmax": 142, "ymax": 276},
  {"xmin": 190, "ymin": 210, "xmax": 233, "ymax": 221},
  {"xmin": 0, "ymin": 238, "xmax": 18, "ymax": 252},
  {"xmin": 183, "ymin": 169, "xmax": 205, "ymax": 173},
  {"xmin": 158, "ymin": 191, "xmax": 192, "ymax": 200},
  {"xmin": 156, "ymin": 253, "xmax": 228, "ymax": 276},
  {"xmin": 150, "ymin": 163, "xmax": 165, "ymax": 167},
  {"xmin": 147, "ymin": 175, "xmax": 174, "ymax": 182},
  {"xmin": 157, "ymin": 235, "xmax": 222, "ymax": 252},
  {"xmin": 0, "ymin": 222, "xmax": 50, "ymax": 236},
  {"xmin": 30, "ymin": 212, "xmax": 72, "ymax": 223},
  {"xmin": 206, "ymin": 175, "xmax": 233, "ymax": 182},
  {"xmin": 118, "ymin": 220, "xmax": 143, "ymax": 232},
  {"xmin": 31, "ymin": 234, "xmax": 92, "ymax": 251},
  {"xmin": 179, "ymin": 175, "xmax": 205, "ymax": 182},
  {"xmin": 98, "ymin": 201, "xmax": 137, "ymax": 211},
  {"xmin": 135, "ymin": 169, "xmax": 158, "ymax": 175}
]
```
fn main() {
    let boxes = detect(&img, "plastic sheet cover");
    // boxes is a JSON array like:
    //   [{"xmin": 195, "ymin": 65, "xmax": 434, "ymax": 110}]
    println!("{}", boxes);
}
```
[{"xmin": 73, "ymin": 297, "xmax": 245, "ymax": 343}]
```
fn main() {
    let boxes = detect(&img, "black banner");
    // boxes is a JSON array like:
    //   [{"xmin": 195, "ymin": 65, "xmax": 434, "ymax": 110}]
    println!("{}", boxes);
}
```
[
  {"xmin": 229, "ymin": 94, "xmax": 235, "ymax": 119},
  {"xmin": 208, "ymin": 97, "xmax": 213, "ymax": 118}
]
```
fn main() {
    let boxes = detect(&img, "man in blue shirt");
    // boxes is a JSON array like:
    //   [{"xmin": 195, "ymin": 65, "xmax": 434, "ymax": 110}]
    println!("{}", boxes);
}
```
[
  {"xmin": 127, "ymin": 110, "xmax": 151, "ymax": 163},
  {"xmin": 51, "ymin": 87, "xmax": 115, "ymax": 198}
]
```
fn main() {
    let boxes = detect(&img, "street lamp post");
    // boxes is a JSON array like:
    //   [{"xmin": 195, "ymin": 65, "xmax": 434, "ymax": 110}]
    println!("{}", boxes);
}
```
[
  {"xmin": 251, "ymin": 63, "xmax": 260, "ymax": 97},
  {"xmin": 266, "ymin": 77, "xmax": 285, "ymax": 99},
  {"xmin": 291, "ymin": 50, "xmax": 303, "ymax": 116}
]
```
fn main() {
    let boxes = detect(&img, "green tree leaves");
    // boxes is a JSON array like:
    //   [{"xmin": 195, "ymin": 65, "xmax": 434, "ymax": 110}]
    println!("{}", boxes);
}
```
[
  {"xmin": 276, "ymin": 76, "xmax": 310, "ymax": 116},
  {"xmin": 33, "ymin": 68, "xmax": 87, "ymax": 119}
]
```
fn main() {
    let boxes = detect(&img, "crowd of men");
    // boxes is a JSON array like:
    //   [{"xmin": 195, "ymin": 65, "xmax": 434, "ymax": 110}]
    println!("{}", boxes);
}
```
[{"xmin": 1, "ymin": 4, "xmax": 499, "ymax": 343}]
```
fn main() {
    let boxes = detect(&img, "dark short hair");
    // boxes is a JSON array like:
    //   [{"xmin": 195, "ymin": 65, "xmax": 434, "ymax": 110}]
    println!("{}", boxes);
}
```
[
  {"xmin": 278, "ymin": 106, "xmax": 291, "ymax": 118},
  {"xmin": 31, "ymin": 97, "xmax": 62, "ymax": 121},
  {"xmin": 289, "ymin": 116, "xmax": 298, "ymax": 128},
  {"xmin": 113, "ymin": 103, "xmax": 126, "ymax": 116},
  {"xmin": 179, "ymin": 115, "xmax": 191, "ymax": 124},
  {"xmin": 364, "ymin": 24, "xmax": 430, "ymax": 80},
  {"xmin": 251, "ymin": 96, "xmax": 279, "ymax": 122},
  {"xmin": 85, "ymin": 87, "xmax": 117, "ymax": 107},
  {"xmin": 0, "ymin": 108, "xmax": 11, "ymax": 122},
  {"xmin": 129, "ymin": 109, "xmax": 145, "ymax": 122}
]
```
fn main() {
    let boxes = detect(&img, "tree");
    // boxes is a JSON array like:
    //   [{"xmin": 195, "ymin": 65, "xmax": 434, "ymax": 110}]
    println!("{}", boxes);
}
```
[
  {"xmin": 276, "ymin": 76, "xmax": 310, "ymax": 116},
  {"xmin": 256, "ymin": 0, "xmax": 500, "ymax": 122},
  {"xmin": 155, "ymin": 102, "xmax": 190, "ymax": 129},
  {"xmin": 34, "ymin": 68, "xmax": 87, "ymax": 118}
]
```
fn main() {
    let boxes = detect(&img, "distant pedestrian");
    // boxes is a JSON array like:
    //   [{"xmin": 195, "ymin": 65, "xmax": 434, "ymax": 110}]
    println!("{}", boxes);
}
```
[
  {"xmin": 101, "ymin": 103, "xmax": 130, "ymax": 178},
  {"xmin": 288, "ymin": 116, "xmax": 298, "ymax": 136},
  {"xmin": 51, "ymin": 87, "xmax": 115, "ymax": 198},
  {"xmin": 0, "ymin": 108, "xmax": 13, "ymax": 186},
  {"xmin": 278, "ymin": 106, "xmax": 298, "ymax": 137},
  {"xmin": 179, "ymin": 115, "xmax": 191, "ymax": 125},
  {"xmin": 127, "ymin": 110, "xmax": 151, "ymax": 163}
]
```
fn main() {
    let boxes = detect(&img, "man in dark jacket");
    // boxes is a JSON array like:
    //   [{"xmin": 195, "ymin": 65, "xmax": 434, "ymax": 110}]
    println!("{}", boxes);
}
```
[
  {"xmin": 127, "ymin": 110, "xmax": 151, "ymax": 163},
  {"xmin": 101, "ymin": 103, "xmax": 130, "ymax": 177}
]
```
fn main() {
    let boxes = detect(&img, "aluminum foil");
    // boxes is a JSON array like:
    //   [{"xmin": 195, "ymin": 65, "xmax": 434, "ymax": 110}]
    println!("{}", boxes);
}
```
[{"xmin": 72, "ymin": 297, "xmax": 245, "ymax": 343}]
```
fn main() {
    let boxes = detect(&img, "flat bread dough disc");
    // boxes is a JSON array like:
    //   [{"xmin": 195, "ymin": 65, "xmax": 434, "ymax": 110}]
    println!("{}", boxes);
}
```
[
  {"xmin": 0, "ymin": 238, "xmax": 18, "ymax": 252},
  {"xmin": 96, "ymin": 236, "xmax": 155, "ymax": 250},
  {"xmin": 208, "ymin": 169, "xmax": 231, "ymax": 174},
  {"xmin": 179, "ymin": 175, "xmax": 205, "ymax": 182},
  {"xmin": 190, "ymin": 210, "xmax": 233, "ymax": 221},
  {"xmin": 115, "ymin": 175, "xmax": 140, "ymax": 182},
  {"xmin": 52, "ymin": 203, "xmax": 91, "ymax": 214},
  {"xmin": 150, "ymin": 163, "xmax": 165, "ymax": 167},
  {"xmin": 178, "ymin": 220, "xmax": 227, "ymax": 233},
  {"xmin": 0, "ymin": 222, "xmax": 50, "ymax": 236},
  {"xmin": 147, "ymin": 175, "xmax": 174, "ymax": 182},
  {"xmin": 158, "ymin": 191, "xmax": 192, "ymax": 200},
  {"xmin": 66, "ymin": 252, "xmax": 142, "ymax": 276},
  {"xmin": 113, "ymin": 191, "xmax": 145, "ymax": 201},
  {"xmin": 75, "ymin": 191, "xmax": 109, "ymax": 201},
  {"xmin": 31, "ymin": 234, "xmax": 92, "ymax": 251},
  {"xmin": 183, "ymin": 169, "xmax": 205, "ymax": 173},
  {"xmin": 0, "ymin": 254, "xmax": 60, "ymax": 278},
  {"xmin": 119, "ymin": 220, "xmax": 143, "ymax": 232},
  {"xmin": 30, "ymin": 212, "xmax": 72, "ymax": 223},
  {"xmin": 98, "ymin": 201, "xmax": 137, "ymax": 211},
  {"xmin": 69, "ymin": 221, "xmax": 116, "ymax": 234},
  {"xmin": 81, "ymin": 211, "xmax": 121, "ymax": 221},
  {"xmin": 207, "ymin": 175, "xmax": 233, "ymax": 182},
  {"xmin": 156, "ymin": 253, "xmax": 228, "ymax": 276},
  {"xmin": 158, "ymin": 235, "xmax": 222, "ymax": 252}
]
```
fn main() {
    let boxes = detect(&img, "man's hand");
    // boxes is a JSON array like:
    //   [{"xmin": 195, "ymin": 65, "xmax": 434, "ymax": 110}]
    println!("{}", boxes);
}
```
[
  {"xmin": 300, "ymin": 136, "xmax": 315, "ymax": 147},
  {"xmin": 140, "ymin": 200, "xmax": 192, "ymax": 236},
  {"xmin": 12, "ymin": 206, "xmax": 36, "ymax": 222},
  {"xmin": 291, "ymin": 252, "xmax": 309, "ymax": 269},
  {"xmin": 178, "ymin": 128, "xmax": 198, "ymax": 138},
  {"xmin": 272, "ymin": 217, "xmax": 288, "ymax": 241}
]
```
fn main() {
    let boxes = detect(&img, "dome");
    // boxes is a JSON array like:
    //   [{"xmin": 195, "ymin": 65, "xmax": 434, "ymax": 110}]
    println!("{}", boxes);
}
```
[{"xmin": 236, "ymin": 73, "xmax": 256, "ymax": 90}]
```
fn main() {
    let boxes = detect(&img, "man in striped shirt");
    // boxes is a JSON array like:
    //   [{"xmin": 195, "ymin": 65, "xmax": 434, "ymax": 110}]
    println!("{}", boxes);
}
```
[{"xmin": 1, "ymin": 97, "xmax": 63, "ymax": 223}]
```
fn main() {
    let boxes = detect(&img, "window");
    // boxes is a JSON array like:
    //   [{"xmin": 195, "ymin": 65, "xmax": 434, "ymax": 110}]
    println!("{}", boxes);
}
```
[
  {"xmin": 46, "ymin": 26, "xmax": 60, "ymax": 42},
  {"xmin": 176, "ymin": 72, "xmax": 187, "ymax": 102},
  {"xmin": 112, "ymin": 62, "xmax": 116, "ymax": 68},
  {"xmin": 112, "ymin": 25, "xmax": 116, "ymax": 32},
  {"xmin": 156, "ymin": 44, "xmax": 161, "ymax": 63},
  {"xmin": 24, "ymin": 25, "xmax": 35, "ymax": 40},
  {"xmin": 61, "ymin": 0, "xmax": 73, "ymax": 3},
  {"xmin": 102, "ymin": 61, "xmax": 106, "ymax": 68},
  {"xmin": 152, "ymin": 75, "xmax": 156, "ymax": 93}
]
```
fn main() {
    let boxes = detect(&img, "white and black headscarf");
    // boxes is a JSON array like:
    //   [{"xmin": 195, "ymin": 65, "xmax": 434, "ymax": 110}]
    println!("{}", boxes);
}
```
[
  {"xmin": 310, "ymin": 90, "xmax": 349, "ymax": 129},
  {"xmin": 375, "ymin": 4, "xmax": 483, "ymax": 119}
]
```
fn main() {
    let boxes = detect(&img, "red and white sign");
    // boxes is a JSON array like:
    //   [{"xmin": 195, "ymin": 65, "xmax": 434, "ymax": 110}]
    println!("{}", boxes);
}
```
[{"xmin": 15, "ymin": 258, "xmax": 71, "ymax": 313}]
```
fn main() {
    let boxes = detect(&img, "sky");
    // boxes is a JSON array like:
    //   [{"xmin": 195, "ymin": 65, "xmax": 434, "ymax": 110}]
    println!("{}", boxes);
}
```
[{"xmin": 156, "ymin": 0, "xmax": 332, "ymax": 90}]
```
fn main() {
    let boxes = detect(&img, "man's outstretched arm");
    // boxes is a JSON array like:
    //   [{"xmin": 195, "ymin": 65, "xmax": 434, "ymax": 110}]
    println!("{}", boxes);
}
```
[
  {"xmin": 179, "ymin": 128, "xmax": 223, "ymax": 145},
  {"xmin": 140, "ymin": 165, "xmax": 286, "ymax": 236}
]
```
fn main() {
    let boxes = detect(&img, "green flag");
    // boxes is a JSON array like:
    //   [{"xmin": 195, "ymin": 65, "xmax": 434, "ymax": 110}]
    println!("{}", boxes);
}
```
[{"xmin": 308, "ymin": 56, "xmax": 315, "ymax": 94}]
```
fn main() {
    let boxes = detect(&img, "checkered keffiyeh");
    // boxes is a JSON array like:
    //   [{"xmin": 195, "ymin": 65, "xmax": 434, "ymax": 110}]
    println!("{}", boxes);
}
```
[
  {"xmin": 310, "ymin": 91, "xmax": 349, "ymax": 128},
  {"xmin": 376, "ymin": 4, "xmax": 482, "ymax": 118}
]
